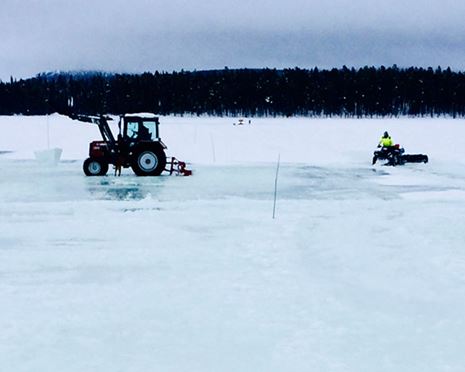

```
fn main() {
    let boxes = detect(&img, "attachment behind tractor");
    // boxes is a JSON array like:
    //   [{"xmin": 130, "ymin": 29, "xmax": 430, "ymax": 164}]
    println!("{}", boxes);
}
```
[{"xmin": 166, "ymin": 157, "xmax": 192, "ymax": 176}]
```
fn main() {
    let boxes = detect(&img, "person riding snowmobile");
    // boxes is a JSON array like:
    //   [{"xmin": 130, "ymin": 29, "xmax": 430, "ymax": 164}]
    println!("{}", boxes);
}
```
[
  {"xmin": 373, "ymin": 131, "xmax": 401, "ymax": 165},
  {"xmin": 378, "ymin": 131, "xmax": 394, "ymax": 148}
]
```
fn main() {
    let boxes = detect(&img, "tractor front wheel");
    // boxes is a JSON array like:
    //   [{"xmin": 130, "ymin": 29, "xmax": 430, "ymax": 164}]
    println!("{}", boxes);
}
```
[
  {"xmin": 131, "ymin": 147, "xmax": 166, "ymax": 176},
  {"xmin": 83, "ymin": 158, "xmax": 109, "ymax": 176}
]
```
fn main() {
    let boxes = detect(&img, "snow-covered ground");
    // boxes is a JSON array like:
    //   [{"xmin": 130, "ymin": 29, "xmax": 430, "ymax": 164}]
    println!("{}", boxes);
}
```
[{"xmin": 1, "ymin": 115, "xmax": 465, "ymax": 371}]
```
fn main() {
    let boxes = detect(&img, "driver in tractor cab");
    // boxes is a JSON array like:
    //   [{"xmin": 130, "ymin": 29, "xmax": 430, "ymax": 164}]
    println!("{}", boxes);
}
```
[{"xmin": 137, "ymin": 124, "xmax": 151, "ymax": 140}]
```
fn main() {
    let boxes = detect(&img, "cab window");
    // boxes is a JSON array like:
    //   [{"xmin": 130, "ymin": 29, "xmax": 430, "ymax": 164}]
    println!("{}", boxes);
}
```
[
  {"xmin": 142, "ymin": 120, "xmax": 157, "ymax": 140},
  {"xmin": 126, "ymin": 121, "xmax": 139, "ymax": 138}
]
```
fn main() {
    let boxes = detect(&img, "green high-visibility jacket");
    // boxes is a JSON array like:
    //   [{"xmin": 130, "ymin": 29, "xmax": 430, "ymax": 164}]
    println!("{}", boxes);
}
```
[{"xmin": 379, "ymin": 136, "xmax": 393, "ymax": 147}]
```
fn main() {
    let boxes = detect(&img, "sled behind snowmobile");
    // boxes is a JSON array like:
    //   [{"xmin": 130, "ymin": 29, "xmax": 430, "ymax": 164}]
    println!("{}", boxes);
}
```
[{"xmin": 401, "ymin": 154, "xmax": 429, "ymax": 164}]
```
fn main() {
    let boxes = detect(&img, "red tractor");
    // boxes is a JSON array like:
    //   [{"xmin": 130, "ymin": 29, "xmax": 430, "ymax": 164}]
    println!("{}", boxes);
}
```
[{"xmin": 69, "ymin": 113, "xmax": 191, "ymax": 176}]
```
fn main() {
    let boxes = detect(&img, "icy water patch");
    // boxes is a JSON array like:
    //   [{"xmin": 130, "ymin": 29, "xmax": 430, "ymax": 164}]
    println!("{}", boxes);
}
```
[{"xmin": 1, "ymin": 159, "xmax": 460, "ymax": 204}]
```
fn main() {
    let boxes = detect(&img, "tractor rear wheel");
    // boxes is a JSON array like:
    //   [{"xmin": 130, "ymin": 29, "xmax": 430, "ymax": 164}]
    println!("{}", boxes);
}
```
[
  {"xmin": 131, "ymin": 146, "xmax": 166, "ymax": 176},
  {"xmin": 83, "ymin": 158, "xmax": 109, "ymax": 176}
]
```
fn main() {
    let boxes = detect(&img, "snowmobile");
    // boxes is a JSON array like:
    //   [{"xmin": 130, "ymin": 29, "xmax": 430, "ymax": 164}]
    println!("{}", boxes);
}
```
[{"xmin": 372, "ymin": 144, "xmax": 428, "ymax": 166}]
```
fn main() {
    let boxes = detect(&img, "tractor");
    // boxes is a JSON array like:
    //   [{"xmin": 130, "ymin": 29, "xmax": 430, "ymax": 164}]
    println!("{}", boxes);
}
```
[{"xmin": 68, "ymin": 113, "xmax": 191, "ymax": 176}]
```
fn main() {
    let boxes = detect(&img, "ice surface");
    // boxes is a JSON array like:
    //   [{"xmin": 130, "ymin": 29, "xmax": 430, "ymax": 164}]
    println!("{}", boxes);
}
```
[{"xmin": 1, "ymin": 116, "xmax": 465, "ymax": 371}]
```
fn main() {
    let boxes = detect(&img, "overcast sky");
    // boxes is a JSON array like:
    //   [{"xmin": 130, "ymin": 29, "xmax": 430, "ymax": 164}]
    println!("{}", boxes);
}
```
[{"xmin": 2, "ymin": 0, "xmax": 465, "ymax": 80}]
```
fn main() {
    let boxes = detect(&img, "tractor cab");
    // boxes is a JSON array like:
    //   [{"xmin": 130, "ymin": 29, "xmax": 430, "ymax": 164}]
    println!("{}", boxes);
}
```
[{"xmin": 120, "ymin": 114, "xmax": 161, "ymax": 142}]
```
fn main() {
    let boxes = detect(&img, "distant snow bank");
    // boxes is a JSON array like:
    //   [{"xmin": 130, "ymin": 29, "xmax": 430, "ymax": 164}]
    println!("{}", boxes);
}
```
[{"xmin": 0, "ymin": 114, "xmax": 463, "ymax": 165}]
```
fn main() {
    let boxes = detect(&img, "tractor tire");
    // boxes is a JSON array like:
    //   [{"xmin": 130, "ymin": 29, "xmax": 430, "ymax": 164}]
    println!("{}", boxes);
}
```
[
  {"xmin": 83, "ymin": 158, "xmax": 109, "ymax": 176},
  {"xmin": 131, "ymin": 146, "xmax": 166, "ymax": 176}
]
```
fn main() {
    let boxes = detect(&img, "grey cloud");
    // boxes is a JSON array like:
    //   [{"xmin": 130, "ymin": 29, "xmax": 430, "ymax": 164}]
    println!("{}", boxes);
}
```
[{"xmin": 1, "ymin": 0, "xmax": 465, "ymax": 79}]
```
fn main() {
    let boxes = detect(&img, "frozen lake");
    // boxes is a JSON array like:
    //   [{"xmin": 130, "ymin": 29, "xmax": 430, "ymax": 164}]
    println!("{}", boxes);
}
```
[{"xmin": 2, "ymin": 155, "xmax": 465, "ymax": 371}]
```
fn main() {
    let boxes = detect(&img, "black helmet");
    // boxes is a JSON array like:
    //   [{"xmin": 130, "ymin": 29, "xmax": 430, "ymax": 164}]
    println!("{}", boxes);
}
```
[{"xmin": 383, "ymin": 131, "xmax": 389, "ymax": 138}]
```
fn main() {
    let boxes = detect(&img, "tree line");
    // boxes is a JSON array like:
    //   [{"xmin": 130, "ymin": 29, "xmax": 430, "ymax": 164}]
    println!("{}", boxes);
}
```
[{"xmin": 1, "ymin": 65, "xmax": 465, "ymax": 117}]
